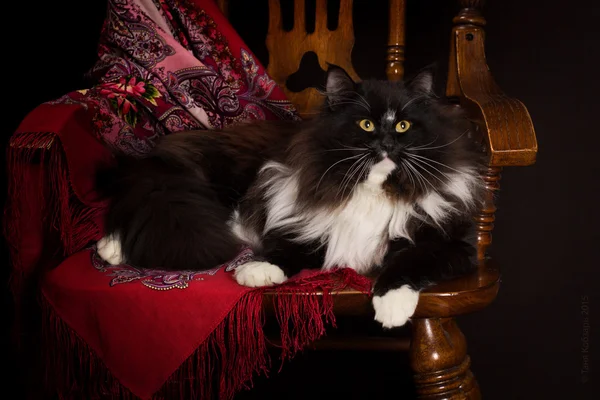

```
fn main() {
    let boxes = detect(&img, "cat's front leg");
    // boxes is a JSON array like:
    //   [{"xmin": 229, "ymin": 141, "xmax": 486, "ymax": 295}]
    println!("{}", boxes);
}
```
[
  {"xmin": 372, "ymin": 239, "xmax": 476, "ymax": 328},
  {"xmin": 234, "ymin": 231, "xmax": 324, "ymax": 288}
]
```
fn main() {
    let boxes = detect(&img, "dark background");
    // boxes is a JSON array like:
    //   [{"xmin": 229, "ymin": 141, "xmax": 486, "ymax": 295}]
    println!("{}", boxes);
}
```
[{"xmin": 2, "ymin": 0, "xmax": 597, "ymax": 398}]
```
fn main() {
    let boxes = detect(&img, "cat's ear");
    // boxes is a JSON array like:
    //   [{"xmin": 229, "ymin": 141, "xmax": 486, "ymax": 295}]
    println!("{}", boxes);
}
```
[
  {"xmin": 406, "ymin": 65, "xmax": 436, "ymax": 95},
  {"xmin": 324, "ymin": 64, "xmax": 355, "ymax": 100}
]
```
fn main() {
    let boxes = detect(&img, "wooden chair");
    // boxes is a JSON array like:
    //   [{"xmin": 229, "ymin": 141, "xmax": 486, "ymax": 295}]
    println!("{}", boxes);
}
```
[{"xmin": 219, "ymin": 0, "xmax": 538, "ymax": 398}]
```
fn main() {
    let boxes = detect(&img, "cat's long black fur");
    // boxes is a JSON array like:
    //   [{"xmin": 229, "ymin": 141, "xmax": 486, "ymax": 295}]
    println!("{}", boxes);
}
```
[
  {"xmin": 98, "ymin": 65, "xmax": 485, "ymax": 324},
  {"xmin": 97, "ymin": 120, "xmax": 299, "ymax": 271}
]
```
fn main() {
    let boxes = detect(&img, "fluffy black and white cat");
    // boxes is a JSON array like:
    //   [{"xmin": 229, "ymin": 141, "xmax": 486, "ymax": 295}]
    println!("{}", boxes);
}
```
[{"xmin": 96, "ymin": 65, "xmax": 484, "ymax": 328}]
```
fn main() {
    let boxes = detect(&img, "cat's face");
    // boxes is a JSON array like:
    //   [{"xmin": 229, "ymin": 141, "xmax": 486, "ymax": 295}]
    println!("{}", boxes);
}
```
[{"xmin": 291, "ymin": 65, "xmax": 481, "ymax": 205}]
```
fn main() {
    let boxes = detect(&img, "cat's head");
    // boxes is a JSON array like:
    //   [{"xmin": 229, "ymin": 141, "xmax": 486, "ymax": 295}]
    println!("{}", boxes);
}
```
[{"xmin": 290, "ymin": 64, "xmax": 483, "ymax": 207}]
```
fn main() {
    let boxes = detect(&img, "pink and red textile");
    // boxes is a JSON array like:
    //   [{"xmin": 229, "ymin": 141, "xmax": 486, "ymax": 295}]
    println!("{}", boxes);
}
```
[{"xmin": 4, "ymin": 1, "xmax": 372, "ymax": 398}]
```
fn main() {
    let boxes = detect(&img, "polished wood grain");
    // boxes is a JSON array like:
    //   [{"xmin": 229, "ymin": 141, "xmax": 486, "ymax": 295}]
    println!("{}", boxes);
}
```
[
  {"xmin": 475, "ymin": 166, "xmax": 501, "ymax": 262},
  {"xmin": 263, "ymin": 261, "xmax": 500, "ymax": 319},
  {"xmin": 386, "ymin": 0, "xmax": 406, "ymax": 81},
  {"xmin": 219, "ymin": 1, "xmax": 534, "ymax": 397},
  {"xmin": 410, "ymin": 318, "xmax": 481, "ymax": 399},
  {"xmin": 446, "ymin": 0, "xmax": 537, "ymax": 262},
  {"xmin": 446, "ymin": 1, "xmax": 538, "ymax": 167},
  {"xmin": 266, "ymin": 0, "xmax": 359, "ymax": 117},
  {"xmin": 14, "ymin": 2, "xmax": 539, "ymax": 399}
]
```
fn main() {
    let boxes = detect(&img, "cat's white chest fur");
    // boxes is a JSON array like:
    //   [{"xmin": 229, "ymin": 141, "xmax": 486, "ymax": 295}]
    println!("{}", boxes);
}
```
[
  {"xmin": 234, "ymin": 158, "xmax": 474, "ymax": 274},
  {"xmin": 320, "ymin": 181, "xmax": 396, "ymax": 272},
  {"xmin": 256, "ymin": 159, "xmax": 416, "ymax": 274},
  {"xmin": 319, "ymin": 158, "xmax": 402, "ymax": 273}
]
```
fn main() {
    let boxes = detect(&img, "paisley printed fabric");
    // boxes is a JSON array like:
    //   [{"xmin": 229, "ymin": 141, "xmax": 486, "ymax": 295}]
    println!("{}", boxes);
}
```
[
  {"xmin": 29, "ymin": 0, "xmax": 299, "ymax": 287},
  {"xmin": 48, "ymin": 0, "xmax": 298, "ymax": 156},
  {"xmin": 91, "ymin": 246, "xmax": 255, "ymax": 290},
  {"xmin": 5, "ymin": 2, "xmax": 334, "ymax": 398}
]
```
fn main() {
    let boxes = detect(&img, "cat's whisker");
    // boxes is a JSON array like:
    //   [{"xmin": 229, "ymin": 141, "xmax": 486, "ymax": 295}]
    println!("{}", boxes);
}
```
[
  {"xmin": 341, "ymin": 145, "xmax": 368, "ymax": 150},
  {"xmin": 335, "ymin": 142, "xmax": 372, "ymax": 151},
  {"xmin": 352, "ymin": 158, "xmax": 374, "ymax": 194},
  {"xmin": 405, "ymin": 154, "xmax": 452, "ymax": 181},
  {"xmin": 315, "ymin": 88, "xmax": 351, "ymax": 96},
  {"xmin": 327, "ymin": 99, "xmax": 371, "ymax": 112},
  {"xmin": 354, "ymin": 92, "xmax": 372, "ymax": 111},
  {"xmin": 403, "ymin": 161, "xmax": 426, "ymax": 192},
  {"xmin": 337, "ymin": 170, "xmax": 356, "ymax": 199},
  {"xmin": 315, "ymin": 153, "xmax": 365, "ymax": 192},
  {"xmin": 400, "ymin": 160, "xmax": 418, "ymax": 189},
  {"xmin": 356, "ymin": 158, "xmax": 373, "ymax": 190},
  {"xmin": 406, "ymin": 135, "xmax": 439, "ymax": 150},
  {"xmin": 336, "ymin": 154, "xmax": 369, "ymax": 197},
  {"xmin": 400, "ymin": 160, "xmax": 416, "ymax": 189},
  {"xmin": 337, "ymin": 154, "xmax": 369, "ymax": 197},
  {"xmin": 404, "ymin": 159, "xmax": 437, "ymax": 193},
  {"xmin": 407, "ymin": 130, "xmax": 468, "ymax": 151},
  {"xmin": 316, "ymin": 89, "xmax": 371, "ymax": 111},
  {"xmin": 401, "ymin": 95, "xmax": 427, "ymax": 111},
  {"xmin": 405, "ymin": 153, "xmax": 466, "ymax": 175},
  {"xmin": 342, "ymin": 157, "xmax": 372, "ymax": 200},
  {"xmin": 337, "ymin": 104, "xmax": 371, "ymax": 112},
  {"xmin": 408, "ymin": 158, "xmax": 448, "ymax": 186},
  {"xmin": 323, "ymin": 148, "xmax": 369, "ymax": 153},
  {"xmin": 345, "ymin": 155, "xmax": 369, "ymax": 184},
  {"xmin": 337, "ymin": 143, "xmax": 370, "ymax": 150}
]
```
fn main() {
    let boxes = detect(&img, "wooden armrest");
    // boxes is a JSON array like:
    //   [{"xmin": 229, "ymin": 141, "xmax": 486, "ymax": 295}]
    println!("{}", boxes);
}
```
[
  {"xmin": 262, "ymin": 260, "xmax": 500, "ymax": 319},
  {"xmin": 447, "ymin": 23, "xmax": 538, "ymax": 167}
]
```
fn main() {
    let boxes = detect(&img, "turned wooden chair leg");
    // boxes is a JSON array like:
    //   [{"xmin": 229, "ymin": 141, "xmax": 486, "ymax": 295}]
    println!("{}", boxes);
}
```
[{"xmin": 409, "ymin": 318, "xmax": 481, "ymax": 399}]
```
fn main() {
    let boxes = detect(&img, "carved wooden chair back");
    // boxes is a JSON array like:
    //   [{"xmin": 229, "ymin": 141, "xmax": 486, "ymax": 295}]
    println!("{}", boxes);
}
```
[
  {"xmin": 219, "ymin": 0, "xmax": 537, "ymax": 261},
  {"xmin": 220, "ymin": 0, "xmax": 405, "ymax": 117},
  {"xmin": 214, "ymin": 2, "xmax": 539, "ymax": 398}
]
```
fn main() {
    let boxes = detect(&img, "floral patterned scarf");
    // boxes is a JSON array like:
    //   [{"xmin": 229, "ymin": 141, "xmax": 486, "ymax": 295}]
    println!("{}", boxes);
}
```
[
  {"xmin": 50, "ymin": 0, "xmax": 298, "ymax": 157},
  {"xmin": 5, "ymin": 1, "xmax": 372, "ymax": 398},
  {"xmin": 8, "ymin": 0, "xmax": 299, "ymax": 266}
]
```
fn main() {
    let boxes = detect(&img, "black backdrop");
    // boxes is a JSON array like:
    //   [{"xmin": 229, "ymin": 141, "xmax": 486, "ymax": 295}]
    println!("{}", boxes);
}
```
[{"xmin": 2, "ymin": 1, "xmax": 597, "ymax": 398}]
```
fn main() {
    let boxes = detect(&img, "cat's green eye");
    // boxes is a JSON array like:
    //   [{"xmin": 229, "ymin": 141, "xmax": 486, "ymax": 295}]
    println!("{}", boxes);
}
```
[
  {"xmin": 358, "ymin": 119, "xmax": 375, "ymax": 132},
  {"xmin": 395, "ymin": 120, "xmax": 411, "ymax": 133}
]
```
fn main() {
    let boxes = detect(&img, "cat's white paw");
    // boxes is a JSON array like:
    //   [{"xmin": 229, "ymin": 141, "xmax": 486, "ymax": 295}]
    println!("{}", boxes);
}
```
[
  {"xmin": 97, "ymin": 235, "xmax": 124, "ymax": 265},
  {"xmin": 234, "ymin": 261, "xmax": 287, "ymax": 287},
  {"xmin": 373, "ymin": 285, "xmax": 420, "ymax": 328}
]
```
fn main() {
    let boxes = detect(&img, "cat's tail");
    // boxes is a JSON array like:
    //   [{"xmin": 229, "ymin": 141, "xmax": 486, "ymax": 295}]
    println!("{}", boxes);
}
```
[{"xmin": 95, "ymin": 151, "xmax": 242, "ymax": 271}]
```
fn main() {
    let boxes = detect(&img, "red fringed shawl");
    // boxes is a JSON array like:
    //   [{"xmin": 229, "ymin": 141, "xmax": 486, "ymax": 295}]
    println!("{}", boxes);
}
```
[{"xmin": 5, "ymin": 1, "xmax": 373, "ymax": 398}]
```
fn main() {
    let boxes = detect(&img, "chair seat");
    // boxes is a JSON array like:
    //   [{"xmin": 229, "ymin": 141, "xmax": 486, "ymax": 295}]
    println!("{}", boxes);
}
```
[{"xmin": 263, "ymin": 261, "xmax": 500, "ymax": 319}]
